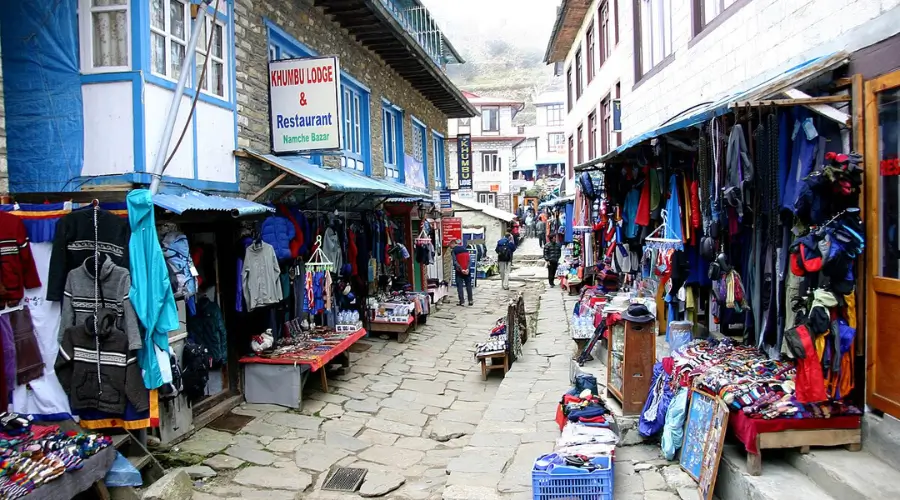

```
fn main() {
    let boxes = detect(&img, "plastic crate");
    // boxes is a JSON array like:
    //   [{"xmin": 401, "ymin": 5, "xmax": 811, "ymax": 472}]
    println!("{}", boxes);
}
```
[{"xmin": 531, "ymin": 456, "xmax": 613, "ymax": 500}]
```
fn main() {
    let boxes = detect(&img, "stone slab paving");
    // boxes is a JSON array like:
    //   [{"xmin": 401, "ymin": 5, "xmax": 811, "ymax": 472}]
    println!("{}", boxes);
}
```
[
  {"xmin": 175, "ymin": 279, "xmax": 541, "ymax": 499},
  {"xmin": 441, "ymin": 288, "xmax": 702, "ymax": 500}
]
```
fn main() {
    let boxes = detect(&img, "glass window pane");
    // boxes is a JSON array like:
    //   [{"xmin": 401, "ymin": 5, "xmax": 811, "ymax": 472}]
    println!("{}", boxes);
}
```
[
  {"xmin": 171, "ymin": 0, "xmax": 186, "ymax": 40},
  {"xmin": 171, "ymin": 41, "xmax": 186, "ymax": 80},
  {"xmin": 212, "ymin": 61, "xmax": 224, "ymax": 96},
  {"xmin": 212, "ymin": 24, "xmax": 223, "ymax": 58},
  {"xmin": 353, "ymin": 95, "xmax": 361, "ymax": 154},
  {"xmin": 93, "ymin": 0, "xmax": 127, "ymax": 5},
  {"xmin": 151, "ymin": 0, "xmax": 165, "ymax": 30},
  {"xmin": 151, "ymin": 33, "xmax": 166, "ymax": 74},
  {"xmin": 879, "ymin": 87, "xmax": 900, "ymax": 278}
]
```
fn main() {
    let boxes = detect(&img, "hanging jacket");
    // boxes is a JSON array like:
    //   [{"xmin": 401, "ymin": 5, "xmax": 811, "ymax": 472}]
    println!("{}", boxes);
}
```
[
  {"xmin": 278, "ymin": 205, "xmax": 304, "ymax": 259},
  {"xmin": 322, "ymin": 227, "xmax": 343, "ymax": 271},
  {"xmin": 635, "ymin": 167, "xmax": 651, "ymax": 227},
  {"xmin": 0, "ymin": 212, "xmax": 41, "ymax": 304},
  {"xmin": 47, "ymin": 207, "xmax": 130, "ymax": 302},
  {"xmin": 261, "ymin": 216, "xmax": 295, "ymax": 262},
  {"xmin": 187, "ymin": 296, "xmax": 227, "ymax": 365},
  {"xmin": 347, "ymin": 230, "xmax": 359, "ymax": 276},
  {"xmin": 55, "ymin": 309, "xmax": 149, "ymax": 414},
  {"xmin": 128, "ymin": 189, "xmax": 179, "ymax": 390},
  {"xmin": 235, "ymin": 237, "xmax": 253, "ymax": 312},
  {"xmin": 725, "ymin": 124, "xmax": 755, "ymax": 218},
  {"xmin": 242, "ymin": 241, "xmax": 283, "ymax": 311},
  {"xmin": 59, "ymin": 255, "xmax": 142, "ymax": 351},
  {"xmin": 782, "ymin": 115, "xmax": 819, "ymax": 213},
  {"xmin": 784, "ymin": 324, "xmax": 828, "ymax": 403}
]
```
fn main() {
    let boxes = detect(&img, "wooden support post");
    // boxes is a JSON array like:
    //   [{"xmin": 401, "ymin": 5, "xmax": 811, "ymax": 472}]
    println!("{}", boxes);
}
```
[
  {"xmin": 319, "ymin": 369, "xmax": 329, "ymax": 393},
  {"xmin": 249, "ymin": 172, "xmax": 288, "ymax": 202}
]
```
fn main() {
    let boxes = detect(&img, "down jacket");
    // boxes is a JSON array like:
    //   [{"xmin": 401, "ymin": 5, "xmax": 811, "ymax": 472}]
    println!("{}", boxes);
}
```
[{"xmin": 261, "ymin": 216, "xmax": 295, "ymax": 261}]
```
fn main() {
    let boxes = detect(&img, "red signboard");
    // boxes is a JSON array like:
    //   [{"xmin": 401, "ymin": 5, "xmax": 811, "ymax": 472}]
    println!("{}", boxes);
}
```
[{"xmin": 442, "ymin": 217, "xmax": 462, "ymax": 246}]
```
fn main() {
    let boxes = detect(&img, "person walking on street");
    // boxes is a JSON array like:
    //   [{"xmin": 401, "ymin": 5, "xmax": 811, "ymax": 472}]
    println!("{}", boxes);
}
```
[
  {"xmin": 535, "ymin": 216, "xmax": 546, "ymax": 248},
  {"xmin": 495, "ymin": 232, "xmax": 516, "ymax": 290},
  {"xmin": 511, "ymin": 218, "xmax": 521, "ymax": 247},
  {"xmin": 543, "ymin": 234, "xmax": 562, "ymax": 287},
  {"xmin": 452, "ymin": 239, "xmax": 473, "ymax": 306},
  {"xmin": 525, "ymin": 212, "xmax": 534, "ymax": 239}
]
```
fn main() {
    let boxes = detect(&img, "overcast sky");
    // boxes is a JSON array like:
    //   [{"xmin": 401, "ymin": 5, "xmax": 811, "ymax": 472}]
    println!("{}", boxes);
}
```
[{"xmin": 420, "ymin": 0, "xmax": 558, "ymax": 57}]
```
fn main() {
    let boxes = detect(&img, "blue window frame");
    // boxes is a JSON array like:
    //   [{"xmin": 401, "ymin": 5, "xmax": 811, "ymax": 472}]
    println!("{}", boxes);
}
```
[
  {"xmin": 411, "ymin": 117, "xmax": 427, "ymax": 188},
  {"xmin": 433, "ymin": 132, "xmax": 446, "ymax": 189},
  {"xmin": 382, "ymin": 102, "xmax": 404, "ymax": 181},
  {"xmin": 341, "ymin": 79, "xmax": 371, "ymax": 174}
]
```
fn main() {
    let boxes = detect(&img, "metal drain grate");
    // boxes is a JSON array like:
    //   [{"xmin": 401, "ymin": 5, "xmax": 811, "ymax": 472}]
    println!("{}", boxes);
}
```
[{"xmin": 322, "ymin": 467, "xmax": 367, "ymax": 492}]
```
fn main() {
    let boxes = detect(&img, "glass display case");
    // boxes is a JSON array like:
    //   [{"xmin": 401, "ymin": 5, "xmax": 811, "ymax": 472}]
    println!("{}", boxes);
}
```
[
  {"xmin": 608, "ymin": 321, "xmax": 625, "ymax": 394},
  {"xmin": 606, "ymin": 319, "xmax": 656, "ymax": 415}
]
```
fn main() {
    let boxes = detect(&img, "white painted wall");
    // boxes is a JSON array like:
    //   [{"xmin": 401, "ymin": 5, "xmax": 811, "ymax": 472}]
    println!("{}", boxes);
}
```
[
  {"xmin": 451, "ymin": 202, "xmax": 507, "ymax": 247},
  {"xmin": 561, "ymin": 0, "xmax": 632, "ymax": 194},
  {"xmin": 620, "ymin": 0, "xmax": 900, "ymax": 141},
  {"xmin": 82, "ymin": 82, "xmax": 134, "ymax": 176},
  {"xmin": 145, "ymin": 84, "xmax": 195, "ymax": 179},
  {"xmin": 196, "ymin": 103, "xmax": 238, "ymax": 184},
  {"xmin": 558, "ymin": 0, "xmax": 900, "ymax": 173},
  {"xmin": 449, "ymin": 140, "xmax": 515, "ymax": 198}
]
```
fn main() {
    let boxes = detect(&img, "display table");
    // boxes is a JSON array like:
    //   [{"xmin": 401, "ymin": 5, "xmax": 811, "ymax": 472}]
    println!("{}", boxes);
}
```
[
  {"xmin": 239, "ymin": 328, "xmax": 366, "ymax": 407},
  {"xmin": 728, "ymin": 410, "xmax": 861, "ymax": 475},
  {"xmin": 369, "ymin": 316, "xmax": 415, "ymax": 343}
]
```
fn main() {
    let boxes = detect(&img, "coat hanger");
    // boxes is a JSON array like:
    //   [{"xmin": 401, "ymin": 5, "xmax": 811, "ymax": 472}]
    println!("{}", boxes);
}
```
[
  {"xmin": 644, "ymin": 209, "xmax": 684, "ymax": 251},
  {"xmin": 306, "ymin": 235, "xmax": 334, "ymax": 271}
]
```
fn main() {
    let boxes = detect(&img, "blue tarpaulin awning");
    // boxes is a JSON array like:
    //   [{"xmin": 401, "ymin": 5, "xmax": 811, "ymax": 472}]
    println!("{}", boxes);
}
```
[
  {"xmin": 577, "ymin": 52, "xmax": 848, "ymax": 170},
  {"xmin": 241, "ymin": 148, "xmax": 429, "ymax": 198},
  {"xmin": 153, "ymin": 191, "xmax": 274, "ymax": 217}
]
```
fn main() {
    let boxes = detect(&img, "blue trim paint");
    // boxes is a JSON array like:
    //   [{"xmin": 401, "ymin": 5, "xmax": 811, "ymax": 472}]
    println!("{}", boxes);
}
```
[
  {"xmin": 80, "ymin": 72, "xmax": 139, "ymax": 84},
  {"xmin": 265, "ymin": 17, "xmax": 317, "ymax": 57},
  {"xmin": 411, "ymin": 116, "xmax": 427, "ymax": 188},
  {"xmin": 144, "ymin": 74, "xmax": 234, "ymax": 110},
  {"xmin": 432, "ymin": 131, "xmax": 446, "ymax": 189}
]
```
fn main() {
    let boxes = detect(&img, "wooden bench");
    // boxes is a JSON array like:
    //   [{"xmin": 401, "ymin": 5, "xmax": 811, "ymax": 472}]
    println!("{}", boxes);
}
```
[{"xmin": 476, "ymin": 294, "xmax": 528, "ymax": 380}]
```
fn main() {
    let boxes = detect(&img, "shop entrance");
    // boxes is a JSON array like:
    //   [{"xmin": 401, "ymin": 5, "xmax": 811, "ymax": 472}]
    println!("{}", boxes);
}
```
[{"xmin": 865, "ymin": 69, "xmax": 900, "ymax": 419}]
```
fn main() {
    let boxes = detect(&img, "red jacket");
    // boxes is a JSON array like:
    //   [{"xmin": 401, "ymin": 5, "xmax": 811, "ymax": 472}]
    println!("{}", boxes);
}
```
[{"xmin": 0, "ymin": 212, "xmax": 41, "ymax": 303}]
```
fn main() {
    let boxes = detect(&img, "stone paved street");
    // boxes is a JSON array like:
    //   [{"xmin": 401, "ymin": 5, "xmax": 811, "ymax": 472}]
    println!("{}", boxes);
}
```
[
  {"xmin": 175, "ymin": 278, "xmax": 543, "ymax": 499},
  {"xmin": 169, "ymin": 263, "xmax": 697, "ymax": 500}
]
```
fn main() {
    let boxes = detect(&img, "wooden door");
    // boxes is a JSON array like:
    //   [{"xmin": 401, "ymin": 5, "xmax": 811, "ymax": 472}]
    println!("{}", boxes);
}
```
[{"xmin": 865, "ymin": 70, "xmax": 900, "ymax": 418}]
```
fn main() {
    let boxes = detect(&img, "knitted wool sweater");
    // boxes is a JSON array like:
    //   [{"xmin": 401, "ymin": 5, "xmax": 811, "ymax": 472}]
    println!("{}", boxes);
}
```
[
  {"xmin": 58, "ymin": 256, "xmax": 142, "ymax": 351},
  {"xmin": 55, "ymin": 310, "xmax": 149, "ymax": 414}
]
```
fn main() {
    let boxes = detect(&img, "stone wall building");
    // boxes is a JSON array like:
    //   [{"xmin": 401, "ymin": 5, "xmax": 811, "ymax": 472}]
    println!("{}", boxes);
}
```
[{"xmin": 234, "ymin": 0, "xmax": 473, "ymax": 196}]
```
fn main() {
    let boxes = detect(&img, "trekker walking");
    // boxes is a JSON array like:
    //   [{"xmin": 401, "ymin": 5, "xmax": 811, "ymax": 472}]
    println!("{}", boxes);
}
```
[
  {"xmin": 495, "ymin": 232, "xmax": 516, "ymax": 290},
  {"xmin": 452, "ymin": 239, "xmax": 473, "ymax": 306},
  {"xmin": 535, "ymin": 215, "xmax": 546, "ymax": 248},
  {"xmin": 543, "ymin": 234, "xmax": 562, "ymax": 287}
]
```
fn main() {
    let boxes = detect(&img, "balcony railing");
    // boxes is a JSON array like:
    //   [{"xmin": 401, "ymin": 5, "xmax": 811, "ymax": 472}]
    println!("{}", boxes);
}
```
[{"xmin": 380, "ymin": 0, "xmax": 449, "ymax": 68}]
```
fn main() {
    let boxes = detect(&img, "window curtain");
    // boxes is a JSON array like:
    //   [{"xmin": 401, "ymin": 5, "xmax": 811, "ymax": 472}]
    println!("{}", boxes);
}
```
[{"xmin": 92, "ymin": 0, "xmax": 128, "ymax": 68}]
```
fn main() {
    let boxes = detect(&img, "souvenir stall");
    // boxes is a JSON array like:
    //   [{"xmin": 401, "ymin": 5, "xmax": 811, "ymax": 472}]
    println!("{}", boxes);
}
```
[
  {"xmin": 473, "ymin": 294, "xmax": 527, "ymax": 380},
  {"xmin": 574, "ymin": 72, "xmax": 868, "ymax": 489},
  {"xmin": 238, "ymin": 200, "xmax": 401, "ymax": 407},
  {"xmin": 0, "ymin": 201, "xmax": 134, "ymax": 498}
]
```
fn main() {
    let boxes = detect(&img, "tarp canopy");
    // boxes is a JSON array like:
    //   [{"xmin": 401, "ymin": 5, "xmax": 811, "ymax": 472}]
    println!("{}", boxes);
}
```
[
  {"xmin": 241, "ymin": 149, "xmax": 428, "ymax": 198},
  {"xmin": 153, "ymin": 191, "xmax": 274, "ymax": 217}
]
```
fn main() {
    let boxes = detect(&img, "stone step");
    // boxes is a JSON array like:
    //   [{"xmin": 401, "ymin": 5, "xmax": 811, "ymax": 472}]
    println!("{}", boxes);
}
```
[
  {"xmin": 715, "ymin": 445, "xmax": 836, "ymax": 500},
  {"xmin": 785, "ymin": 448, "xmax": 900, "ymax": 500}
]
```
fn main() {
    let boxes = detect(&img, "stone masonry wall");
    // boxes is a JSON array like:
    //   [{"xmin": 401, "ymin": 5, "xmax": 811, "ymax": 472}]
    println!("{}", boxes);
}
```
[{"xmin": 234, "ymin": 0, "xmax": 450, "ymax": 195}]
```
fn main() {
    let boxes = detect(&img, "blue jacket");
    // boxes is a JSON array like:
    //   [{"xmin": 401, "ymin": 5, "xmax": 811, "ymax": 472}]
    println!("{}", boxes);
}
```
[
  {"xmin": 261, "ymin": 216, "xmax": 295, "ymax": 261},
  {"xmin": 128, "ymin": 189, "xmax": 179, "ymax": 390}
]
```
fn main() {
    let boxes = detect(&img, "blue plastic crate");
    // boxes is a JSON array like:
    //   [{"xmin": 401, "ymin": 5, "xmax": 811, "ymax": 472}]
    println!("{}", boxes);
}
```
[{"xmin": 531, "ymin": 455, "xmax": 614, "ymax": 500}]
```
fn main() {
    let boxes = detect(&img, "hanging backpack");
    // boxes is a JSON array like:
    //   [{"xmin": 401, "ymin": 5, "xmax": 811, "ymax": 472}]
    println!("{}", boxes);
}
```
[
  {"xmin": 160, "ymin": 231, "xmax": 198, "ymax": 300},
  {"xmin": 180, "ymin": 341, "xmax": 211, "ymax": 403}
]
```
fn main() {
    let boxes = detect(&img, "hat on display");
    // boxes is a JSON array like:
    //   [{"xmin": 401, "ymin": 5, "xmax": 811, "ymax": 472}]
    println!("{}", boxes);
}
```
[{"xmin": 622, "ymin": 303, "xmax": 655, "ymax": 323}]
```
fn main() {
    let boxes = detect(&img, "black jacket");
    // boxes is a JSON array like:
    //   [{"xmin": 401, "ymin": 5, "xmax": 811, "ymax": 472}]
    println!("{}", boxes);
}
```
[
  {"xmin": 544, "ymin": 242, "xmax": 562, "ymax": 263},
  {"xmin": 47, "ymin": 208, "xmax": 130, "ymax": 302},
  {"xmin": 55, "ymin": 310, "xmax": 148, "ymax": 414}
]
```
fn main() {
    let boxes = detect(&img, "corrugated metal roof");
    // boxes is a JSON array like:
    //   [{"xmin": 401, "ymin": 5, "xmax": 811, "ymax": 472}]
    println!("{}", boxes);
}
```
[
  {"xmin": 580, "ymin": 52, "xmax": 848, "ymax": 171},
  {"xmin": 153, "ymin": 192, "xmax": 274, "ymax": 217},
  {"xmin": 451, "ymin": 196, "xmax": 516, "ymax": 222},
  {"xmin": 243, "ymin": 149, "xmax": 428, "ymax": 198}
]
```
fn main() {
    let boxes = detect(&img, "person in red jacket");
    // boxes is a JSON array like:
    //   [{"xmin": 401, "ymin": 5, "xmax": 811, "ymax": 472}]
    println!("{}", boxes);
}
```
[{"xmin": 452, "ymin": 239, "xmax": 473, "ymax": 306}]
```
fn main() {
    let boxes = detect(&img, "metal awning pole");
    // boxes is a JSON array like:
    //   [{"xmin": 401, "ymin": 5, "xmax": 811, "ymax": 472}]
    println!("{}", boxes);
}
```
[{"xmin": 149, "ymin": 4, "xmax": 210, "ymax": 195}]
